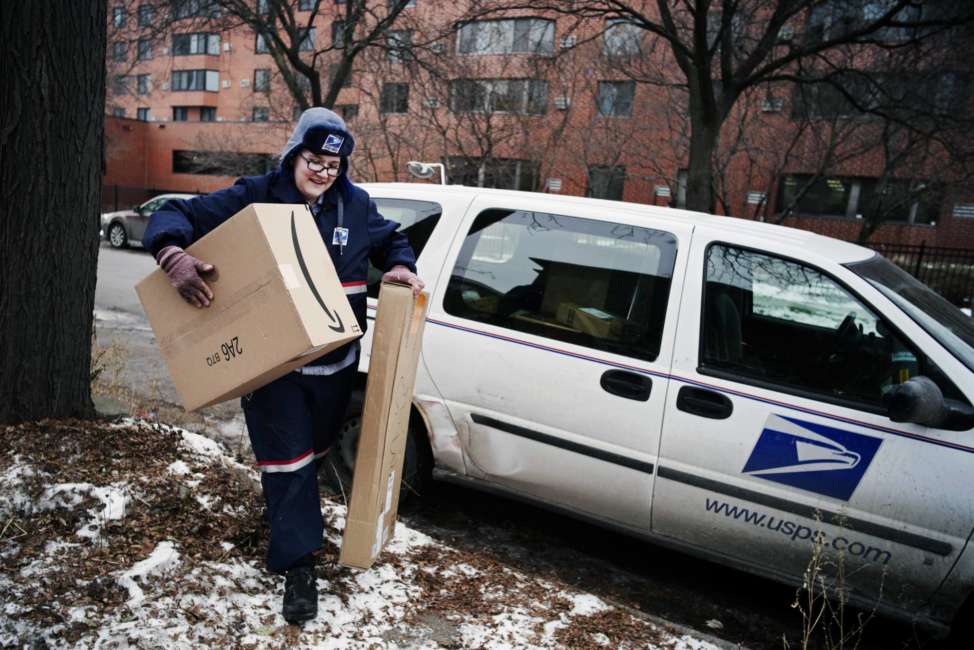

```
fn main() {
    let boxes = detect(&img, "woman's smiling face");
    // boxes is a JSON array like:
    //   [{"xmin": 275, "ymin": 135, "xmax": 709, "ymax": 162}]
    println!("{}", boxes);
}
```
[{"xmin": 294, "ymin": 149, "xmax": 341, "ymax": 203}]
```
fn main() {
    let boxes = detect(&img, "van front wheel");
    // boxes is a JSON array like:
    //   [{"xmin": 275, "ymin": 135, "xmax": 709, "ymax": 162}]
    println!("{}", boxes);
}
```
[{"xmin": 320, "ymin": 405, "xmax": 431, "ymax": 508}]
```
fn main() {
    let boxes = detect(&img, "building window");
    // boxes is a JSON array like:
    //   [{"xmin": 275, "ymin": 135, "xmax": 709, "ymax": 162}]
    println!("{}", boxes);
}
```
[
  {"xmin": 173, "ymin": 150, "xmax": 274, "ymax": 175},
  {"xmin": 778, "ymin": 175, "xmax": 853, "ymax": 217},
  {"xmin": 137, "ymin": 38, "xmax": 152, "ymax": 61},
  {"xmin": 112, "ymin": 6, "xmax": 126, "ymax": 28},
  {"xmin": 444, "ymin": 208, "xmax": 677, "ymax": 362},
  {"xmin": 200, "ymin": 107, "xmax": 217, "ymax": 122},
  {"xmin": 138, "ymin": 4, "xmax": 154, "ymax": 27},
  {"xmin": 674, "ymin": 169, "xmax": 688, "ymax": 208},
  {"xmin": 778, "ymin": 174, "xmax": 940, "ymax": 224},
  {"xmin": 587, "ymin": 166, "xmax": 626, "ymax": 200},
  {"xmin": 336, "ymin": 104, "xmax": 359, "ymax": 120},
  {"xmin": 380, "ymin": 83, "xmax": 409, "ymax": 113},
  {"xmin": 257, "ymin": 0, "xmax": 270, "ymax": 15},
  {"xmin": 173, "ymin": 32, "xmax": 220, "ymax": 55},
  {"xmin": 603, "ymin": 19, "xmax": 642, "ymax": 58},
  {"xmin": 255, "ymin": 33, "xmax": 270, "ymax": 53},
  {"xmin": 253, "ymin": 106, "xmax": 270, "ymax": 121},
  {"xmin": 859, "ymin": 178, "xmax": 941, "ymax": 224},
  {"xmin": 172, "ymin": 0, "xmax": 220, "ymax": 20},
  {"xmin": 457, "ymin": 18, "xmax": 554, "ymax": 55},
  {"xmin": 112, "ymin": 41, "xmax": 127, "ymax": 62},
  {"xmin": 793, "ymin": 71, "xmax": 964, "ymax": 120},
  {"xmin": 173, "ymin": 106, "xmax": 189, "ymax": 121},
  {"xmin": 299, "ymin": 0, "xmax": 315, "ymax": 10},
  {"xmin": 299, "ymin": 27, "xmax": 316, "ymax": 51},
  {"xmin": 171, "ymin": 69, "xmax": 219, "ymax": 91},
  {"xmin": 137, "ymin": 107, "xmax": 150, "ymax": 121},
  {"xmin": 448, "ymin": 157, "xmax": 538, "ymax": 191},
  {"xmin": 254, "ymin": 68, "xmax": 271, "ymax": 92},
  {"xmin": 449, "ymin": 78, "xmax": 547, "ymax": 114},
  {"xmin": 596, "ymin": 81, "xmax": 635, "ymax": 117},
  {"xmin": 387, "ymin": 0, "xmax": 416, "ymax": 7},
  {"xmin": 112, "ymin": 75, "xmax": 128, "ymax": 95},
  {"xmin": 137, "ymin": 74, "xmax": 150, "ymax": 95},
  {"xmin": 386, "ymin": 29, "xmax": 413, "ymax": 63},
  {"xmin": 805, "ymin": 0, "xmax": 923, "ymax": 44},
  {"xmin": 332, "ymin": 20, "xmax": 347, "ymax": 48},
  {"xmin": 111, "ymin": 106, "xmax": 126, "ymax": 118}
]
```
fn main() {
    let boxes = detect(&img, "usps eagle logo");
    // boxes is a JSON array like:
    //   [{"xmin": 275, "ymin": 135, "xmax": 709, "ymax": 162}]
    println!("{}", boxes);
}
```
[
  {"xmin": 741, "ymin": 414, "xmax": 881, "ymax": 501},
  {"xmin": 322, "ymin": 134, "xmax": 344, "ymax": 154}
]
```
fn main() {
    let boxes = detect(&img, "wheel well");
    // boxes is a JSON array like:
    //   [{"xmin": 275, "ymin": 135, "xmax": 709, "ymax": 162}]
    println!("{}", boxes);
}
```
[
  {"xmin": 352, "ymin": 371, "xmax": 433, "ymax": 462},
  {"xmin": 948, "ymin": 589, "xmax": 974, "ymax": 642}
]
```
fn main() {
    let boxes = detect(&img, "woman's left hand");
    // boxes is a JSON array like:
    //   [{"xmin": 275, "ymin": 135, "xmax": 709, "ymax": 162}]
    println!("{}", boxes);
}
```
[{"xmin": 382, "ymin": 265, "xmax": 425, "ymax": 298}]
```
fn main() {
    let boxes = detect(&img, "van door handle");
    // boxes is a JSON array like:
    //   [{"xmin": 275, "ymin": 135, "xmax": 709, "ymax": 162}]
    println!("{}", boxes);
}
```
[
  {"xmin": 677, "ymin": 386, "xmax": 733, "ymax": 419},
  {"xmin": 600, "ymin": 370, "xmax": 652, "ymax": 401}
]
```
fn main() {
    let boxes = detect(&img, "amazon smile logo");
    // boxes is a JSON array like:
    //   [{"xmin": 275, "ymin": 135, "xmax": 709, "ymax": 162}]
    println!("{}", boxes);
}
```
[
  {"xmin": 742, "ymin": 414, "xmax": 882, "ymax": 501},
  {"xmin": 290, "ymin": 211, "xmax": 346, "ymax": 333}
]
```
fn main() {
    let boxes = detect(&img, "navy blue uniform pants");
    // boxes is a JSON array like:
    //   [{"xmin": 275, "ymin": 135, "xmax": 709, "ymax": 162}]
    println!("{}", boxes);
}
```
[{"xmin": 242, "ymin": 361, "xmax": 357, "ymax": 574}]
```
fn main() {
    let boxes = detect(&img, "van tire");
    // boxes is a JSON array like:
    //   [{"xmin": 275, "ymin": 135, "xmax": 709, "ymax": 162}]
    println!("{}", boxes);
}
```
[
  {"xmin": 320, "ymin": 396, "xmax": 432, "ymax": 508},
  {"xmin": 947, "ymin": 594, "xmax": 974, "ymax": 647}
]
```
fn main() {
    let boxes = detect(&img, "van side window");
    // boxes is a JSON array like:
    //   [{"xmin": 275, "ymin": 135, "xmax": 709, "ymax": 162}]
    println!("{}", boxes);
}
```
[
  {"xmin": 701, "ymin": 244, "xmax": 964, "ymax": 408},
  {"xmin": 445, "ymin": 208, "xmax": 678, "ymax": 362},
  {"xmin": 370, "ymin": 198, "xmax": 442, "ymax": 298}
]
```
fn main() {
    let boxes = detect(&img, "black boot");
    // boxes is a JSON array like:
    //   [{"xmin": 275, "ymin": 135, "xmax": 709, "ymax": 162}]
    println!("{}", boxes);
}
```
[{"xmin": 282, "ymin": 565, "xmax": 318, "ymax": 624}]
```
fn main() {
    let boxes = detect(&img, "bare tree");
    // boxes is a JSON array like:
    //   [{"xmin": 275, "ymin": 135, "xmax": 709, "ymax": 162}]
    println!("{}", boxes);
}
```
[
  {"xmin": 1, "ymin": 2, "xmax": 106, "ymax": 423},
  {"xmin": 470, "ymin": 0, "xmax": 974, "ymax": 214},
  {"xmin": 107, "ymin": 0, "xmax": 418, "ymax": 114}
]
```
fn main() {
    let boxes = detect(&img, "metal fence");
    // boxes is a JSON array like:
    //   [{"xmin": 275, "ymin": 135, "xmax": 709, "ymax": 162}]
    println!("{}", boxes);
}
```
[{"xmin": 867, "ymin": 242, "xmax": 974, "ymax": 308}]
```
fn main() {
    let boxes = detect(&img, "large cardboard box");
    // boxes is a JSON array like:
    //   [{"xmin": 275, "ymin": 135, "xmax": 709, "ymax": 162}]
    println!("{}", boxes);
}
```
[
  {"xmin": 339, "ymin": 282, "xmax": 428, "ymax": 569},
  {"xmin": 135, "ymin": 203, "xmax": 362, "ymax": 412},
  {"xmin": 555, "ymin": 302, "xmax": 624, "ymax": 340}
]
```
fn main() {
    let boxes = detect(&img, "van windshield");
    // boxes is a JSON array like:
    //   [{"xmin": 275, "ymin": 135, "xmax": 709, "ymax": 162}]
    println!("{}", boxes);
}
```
[{"xmin": 846, "ymin": 254, "xmax": 974, "ymax": 373}]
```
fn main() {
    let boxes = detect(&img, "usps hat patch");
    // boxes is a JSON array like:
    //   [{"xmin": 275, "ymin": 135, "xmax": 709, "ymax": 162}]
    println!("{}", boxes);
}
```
[{"xmin": 322, "ymin": 133, "xmax": 345, "ymax": 154}]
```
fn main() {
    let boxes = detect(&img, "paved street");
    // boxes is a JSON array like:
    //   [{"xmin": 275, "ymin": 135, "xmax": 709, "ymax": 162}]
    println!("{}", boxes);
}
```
[
  {"xmin": 92, "ymin": 240, "xmax": 946, "ymax": 650},
  {"xmin": 93, "ymin": 242, "xmax": 247, "ymax": 440},
  {"xmin": 94, "ymin": 242, "xmax": 156, "ymax": 315}
]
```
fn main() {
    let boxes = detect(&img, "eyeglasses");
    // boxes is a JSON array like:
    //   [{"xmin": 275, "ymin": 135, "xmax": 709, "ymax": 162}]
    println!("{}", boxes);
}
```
[{"xmin": 300, "ymin": 155, "xmax": 341, "ymax": 177}]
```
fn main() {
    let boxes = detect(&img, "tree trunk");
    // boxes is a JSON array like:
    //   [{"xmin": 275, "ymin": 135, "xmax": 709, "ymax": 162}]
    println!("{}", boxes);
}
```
[
  {"xmin": 0, "ymin": 1, "xmax": 105, "ymax": 424},
  {"xmin": 685, "ymin": 108, "xmax": 720, "ymax": 214}
]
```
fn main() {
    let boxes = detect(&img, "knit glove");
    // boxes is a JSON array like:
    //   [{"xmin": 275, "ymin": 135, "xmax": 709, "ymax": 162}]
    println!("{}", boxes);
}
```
[
  {"xmin": 382, "ymin": 264, "xmax": 425, "ymax": 298},
  {"xmin": 156, "ymin": 245, "xmax": 216, "ymax": 308}
]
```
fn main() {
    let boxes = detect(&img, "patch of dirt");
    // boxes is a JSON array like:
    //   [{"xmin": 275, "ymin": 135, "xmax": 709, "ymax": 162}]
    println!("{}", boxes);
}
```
[{"xmin": 0, "ymin": 419, "xmax": 267, "ymax": 643}]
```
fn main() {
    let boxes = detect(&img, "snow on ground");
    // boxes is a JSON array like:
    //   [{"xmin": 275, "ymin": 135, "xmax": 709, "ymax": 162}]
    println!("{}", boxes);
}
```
[
  {"xmin": 93, "ymin": 308, "xmax": 153, "ymax": 332},
  {"xmin": 0, "ymin": 419, "xmax": 724, "ymax": 649}
]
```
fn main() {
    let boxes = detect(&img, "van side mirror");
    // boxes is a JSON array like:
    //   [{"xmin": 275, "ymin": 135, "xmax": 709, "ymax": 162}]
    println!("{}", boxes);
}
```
[
  {"xmin": 887, "ymin": 376, "xmax": 974, "ymax": 431},
  {"xmin": 133, "ymin": 205, "xmax": 144, "ymax": 216}
]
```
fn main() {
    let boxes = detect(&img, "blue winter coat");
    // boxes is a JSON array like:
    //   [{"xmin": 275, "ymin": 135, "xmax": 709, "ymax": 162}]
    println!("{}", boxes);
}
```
[{"xmin": 142, "ymin": 169, "xmax": 417, "ymax": 367}]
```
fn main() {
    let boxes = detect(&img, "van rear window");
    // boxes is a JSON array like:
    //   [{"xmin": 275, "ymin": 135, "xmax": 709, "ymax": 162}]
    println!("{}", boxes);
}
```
[
  {"xmin": 369, "ymin": 198, "xmax": 442, "ymax": 298},
  {"xmin": 444, "ymin": 208, "xmax": 677, "ymax": 362}
]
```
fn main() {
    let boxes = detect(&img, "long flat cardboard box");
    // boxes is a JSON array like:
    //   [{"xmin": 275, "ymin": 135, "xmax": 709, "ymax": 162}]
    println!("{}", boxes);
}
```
[
  {"xmin": 339, "ymin": 282, "xmax": 427, "ymax": 569},
  {"xmin": 136, "ymin": 203, "xmax": 361, "ymax": 411}
]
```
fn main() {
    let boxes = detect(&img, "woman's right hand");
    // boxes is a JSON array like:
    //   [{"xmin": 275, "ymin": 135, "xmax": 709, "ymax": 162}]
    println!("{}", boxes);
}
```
[{"xmin": 156, "ymin": 245, "xmax": 216, "ymax": 308}]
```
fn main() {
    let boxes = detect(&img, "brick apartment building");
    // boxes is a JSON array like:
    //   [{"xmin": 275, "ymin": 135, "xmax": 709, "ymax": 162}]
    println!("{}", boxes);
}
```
[{"xmin": 102, "ymin": 1, "xmax": 974, "ymax": 248}]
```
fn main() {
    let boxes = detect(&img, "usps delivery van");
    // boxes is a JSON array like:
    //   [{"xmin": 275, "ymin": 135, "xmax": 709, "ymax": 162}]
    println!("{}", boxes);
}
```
[{"xmin": 322, "ymin": 184, "xmax": 974, "ymax": 637}]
